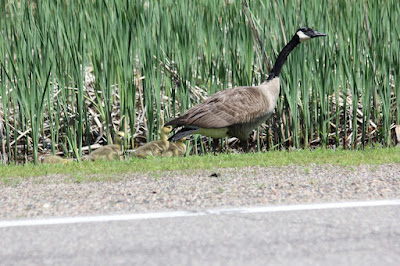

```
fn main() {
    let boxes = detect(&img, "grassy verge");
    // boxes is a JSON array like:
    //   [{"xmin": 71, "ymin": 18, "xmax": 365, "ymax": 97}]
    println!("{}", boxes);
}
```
[{"xmin": 1, "ymin": 148, "xmax": 399, "ymax": 179}]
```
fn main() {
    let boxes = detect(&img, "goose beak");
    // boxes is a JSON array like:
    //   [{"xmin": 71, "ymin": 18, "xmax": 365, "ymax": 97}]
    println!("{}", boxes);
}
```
[{"xmin": 312, "ymin": 31, "xmax": 327, "ymax": 38}]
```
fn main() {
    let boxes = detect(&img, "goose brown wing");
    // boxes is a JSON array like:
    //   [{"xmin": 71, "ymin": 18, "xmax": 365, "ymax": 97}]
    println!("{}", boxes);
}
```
[{"xmin": 167, "ymin": 86, "xmax": 269, "ymax": 128}]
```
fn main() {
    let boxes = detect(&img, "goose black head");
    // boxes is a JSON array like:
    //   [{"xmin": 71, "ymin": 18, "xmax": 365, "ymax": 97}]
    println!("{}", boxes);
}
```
[{"xmin": 296, "ymin": 27, "xmax": 327, "ymax": 42}]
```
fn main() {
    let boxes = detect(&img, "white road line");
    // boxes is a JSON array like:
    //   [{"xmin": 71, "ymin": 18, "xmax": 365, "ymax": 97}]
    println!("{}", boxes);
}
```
[{"xmin": 1, "ymin": 199, "xmax": 399, "ymax": 228}]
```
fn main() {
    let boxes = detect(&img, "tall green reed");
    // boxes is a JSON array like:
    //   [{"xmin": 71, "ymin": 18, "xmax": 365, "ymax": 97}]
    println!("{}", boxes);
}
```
[{"xmin": 0, "ymin": 0, "xmax": 399, "ymax": 164}]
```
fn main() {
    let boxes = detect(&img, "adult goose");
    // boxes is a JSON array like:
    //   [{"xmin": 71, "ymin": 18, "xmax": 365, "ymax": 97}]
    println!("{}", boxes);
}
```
[{"xmin": 166, "ymin": 27, "xmax": 326, "ymax": 151}]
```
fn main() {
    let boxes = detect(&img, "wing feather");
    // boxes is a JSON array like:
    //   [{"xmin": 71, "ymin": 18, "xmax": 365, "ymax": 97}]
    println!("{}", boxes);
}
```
[{"xmin": 167, "ymin": 86, "xmax": 271, "ymax": 128}]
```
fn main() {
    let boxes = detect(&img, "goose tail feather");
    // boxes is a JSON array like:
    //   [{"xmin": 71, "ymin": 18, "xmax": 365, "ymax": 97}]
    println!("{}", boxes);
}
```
[{"xmin": 169, "ymin": 127, "xmax": 198, "ymax": 141}]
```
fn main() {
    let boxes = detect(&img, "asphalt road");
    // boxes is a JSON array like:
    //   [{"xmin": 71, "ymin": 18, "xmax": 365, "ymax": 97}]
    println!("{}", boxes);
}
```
[{"xmin": 1, "ymin": 202, "xmax": 399, "ymax": 266}]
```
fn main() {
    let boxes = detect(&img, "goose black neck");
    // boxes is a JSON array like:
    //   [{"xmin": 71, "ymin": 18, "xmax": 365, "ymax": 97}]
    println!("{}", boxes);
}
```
[{"xmin": 267, "ymin": 35, "xmax": 300, "ymax": 81}]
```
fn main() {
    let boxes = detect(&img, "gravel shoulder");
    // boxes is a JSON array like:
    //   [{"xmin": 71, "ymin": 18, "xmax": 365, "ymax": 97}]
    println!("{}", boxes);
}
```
[{"xmin": 1, "ymin": 164, "xmax": 399, "ymax": 219}]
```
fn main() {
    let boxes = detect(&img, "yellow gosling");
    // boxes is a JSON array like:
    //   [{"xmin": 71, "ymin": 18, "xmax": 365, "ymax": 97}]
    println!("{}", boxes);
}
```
[
  {"xmin": 41, "ymin": 155, "xmax": 73, "ymax": 164},
  {"xmin": 87, "ymin": 131, "xmax": 125, "ymax": 161},
  {"xmin": 134, "ymin": 126, "xmax": 172, "ymax": 158},
  {"xmin": 162, "ymin": 137, "xmax": 187, "ymax": 157}
]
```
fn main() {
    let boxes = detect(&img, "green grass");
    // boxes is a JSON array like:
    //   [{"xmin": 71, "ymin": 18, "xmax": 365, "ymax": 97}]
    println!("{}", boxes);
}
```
[{"xmin": 1, "ymin": 148, "xmax": 399, "ymax": 179}]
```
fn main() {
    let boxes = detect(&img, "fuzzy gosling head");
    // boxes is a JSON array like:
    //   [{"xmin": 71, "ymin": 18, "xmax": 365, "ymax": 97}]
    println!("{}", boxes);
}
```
[
  {"xmin": 162, "ymin": 125, "xmax": 173, "ymax": 135},
  {"xmin": 115, "ymin": 131, "xmax": 125, "ymax": 145}
]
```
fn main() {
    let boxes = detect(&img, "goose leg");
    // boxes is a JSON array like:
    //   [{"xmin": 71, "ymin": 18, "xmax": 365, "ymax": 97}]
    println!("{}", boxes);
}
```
[
  {"xmin": 241, "ymin": 140, "xmax": 248, "ymax": 152},
  {"xmin": 212, "ymin": 138, "xmax": 220, "ymax": 155}
]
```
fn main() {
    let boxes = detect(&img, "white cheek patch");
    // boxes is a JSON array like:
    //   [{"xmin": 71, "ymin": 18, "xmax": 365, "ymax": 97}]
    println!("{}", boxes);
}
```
[{"xmin": 297, "ymin": 31, "xmax": 311, "ymax": 42}]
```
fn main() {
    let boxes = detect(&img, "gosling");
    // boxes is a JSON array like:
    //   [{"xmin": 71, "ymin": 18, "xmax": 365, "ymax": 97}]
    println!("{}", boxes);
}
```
[
  {"xmin": 87, "ymin": 131, "xmax": 125, "ymax": 161},
  {"xmin": 41, "ymin": 155, "xmax": 73, "ymax": 164},
  {"xmin": 134, "ymin": 125, "xmax": 172, "ymax": 158},
  {"xmin": 162, "ymin": 137, "xmax": 187, "ymax": 157}
]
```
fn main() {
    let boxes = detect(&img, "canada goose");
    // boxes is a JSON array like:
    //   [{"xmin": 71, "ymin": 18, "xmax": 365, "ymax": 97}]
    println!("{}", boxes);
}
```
[
  {"xmin": 134, "ymin": 125, "xmax": 173, "ymax": 158},
  {"xmin": 162, "ymin": 137, "xmax": 187, "ymax": 157},
  {"xmin": 87, "ymin": 131, "xmax": 125, "ymax": 161},
  {"xmin": 166, "ymin": 27, "xmax": 326, "ymax": 151},
  {"xmin": 41, "ymin": 155, "xmax": 73, "ymax": 164}
]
